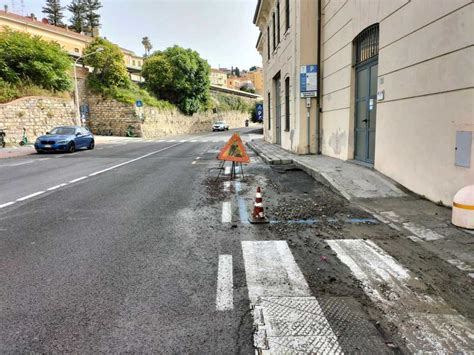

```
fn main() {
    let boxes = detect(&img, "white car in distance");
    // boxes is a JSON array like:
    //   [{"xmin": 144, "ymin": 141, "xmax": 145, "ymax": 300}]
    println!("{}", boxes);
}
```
[{"xmin": 212, "ymin": 121, "xmax": 229, "ymax": 132}]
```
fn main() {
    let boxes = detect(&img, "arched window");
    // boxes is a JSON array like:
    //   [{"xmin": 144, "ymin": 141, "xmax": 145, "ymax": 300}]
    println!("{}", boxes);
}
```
[{"xmin": 354, "ymin": 24, "xmax": 379, "ymax": 65}]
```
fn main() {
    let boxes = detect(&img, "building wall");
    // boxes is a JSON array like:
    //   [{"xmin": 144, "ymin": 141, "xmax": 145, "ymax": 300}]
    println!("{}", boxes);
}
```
[
  {"xmin": 256, "ymin": 0, "xmax": 473, "ymax": 205},
  {"xmin": 0, "ymin": 10, "xmax": 143, "ymax": 71},
  {"xmin": 210, "ymin": 70, "xmax": 228, "ymax": 87},
  {"xmin": 319, "ymin": 0, "xmax": 473, "ymax": 204},
  {"xmin": 257, "ymin": 0, "xmax": 318, "ymax": 154}
]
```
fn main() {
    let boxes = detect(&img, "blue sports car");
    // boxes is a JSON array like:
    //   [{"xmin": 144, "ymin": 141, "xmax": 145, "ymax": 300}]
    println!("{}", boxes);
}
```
[{"xmin": 35, "ymin": 126, "xmax": 95, "ymax": 153}]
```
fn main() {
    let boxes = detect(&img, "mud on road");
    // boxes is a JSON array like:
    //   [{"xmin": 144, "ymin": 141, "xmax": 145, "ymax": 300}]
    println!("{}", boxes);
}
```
[{"xmin": 202, "ymin": 158, "xmax": 473, "ymax": 353}]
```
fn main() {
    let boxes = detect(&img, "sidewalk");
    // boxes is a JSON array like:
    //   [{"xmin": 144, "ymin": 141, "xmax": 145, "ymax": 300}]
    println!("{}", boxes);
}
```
[
  {"xmin": 247, "ymin": 138, "xmax": 405, "ymax": 200},
  {"xmin": 247, "ymin": 138, "xmax": 474, "ymax": 279}
]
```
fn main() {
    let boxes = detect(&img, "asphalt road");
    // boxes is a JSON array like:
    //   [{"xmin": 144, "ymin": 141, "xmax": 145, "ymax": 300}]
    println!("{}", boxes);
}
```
[
  {"xmin": 2, "ymin": 126, "xmax": 472, "ymax": 353},
  {"xmin": 0, "ymin": 128, "xmax": 259, "ymax": 353}
]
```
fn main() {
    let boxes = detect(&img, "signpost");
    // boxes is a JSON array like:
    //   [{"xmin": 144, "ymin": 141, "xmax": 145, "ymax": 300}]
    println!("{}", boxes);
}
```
[
  {"xmin": 256, "ymin": 103, "xmax": 264, "ymax": 122},
  {"xmin": 135, "ymin": 100, "xmax": 144, "ymax": 120},
  {"xmin": 300, "ymin": 65, "xmax": 318, "ymax": 98}
]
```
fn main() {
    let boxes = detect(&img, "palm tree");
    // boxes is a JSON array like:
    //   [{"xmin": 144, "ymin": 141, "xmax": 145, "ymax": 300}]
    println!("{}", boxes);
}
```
[{"xmin": 142, "ymin": 36, "xmax": 153, "ymax": 57}]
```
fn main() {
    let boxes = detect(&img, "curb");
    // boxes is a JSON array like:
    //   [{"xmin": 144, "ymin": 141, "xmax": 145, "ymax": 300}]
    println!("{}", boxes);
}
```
[
  {"xmin": 246, "ymin": 140, "xmax": 352, "ymax": 201},
  {"xmin": 246, "ymin": 141, "xmax": 293, "ymax": 165}
]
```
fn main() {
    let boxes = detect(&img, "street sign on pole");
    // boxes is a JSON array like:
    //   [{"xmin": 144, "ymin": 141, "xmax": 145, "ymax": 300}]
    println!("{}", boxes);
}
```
[
  {"xmin": 256, "ymin": 103, "xmax": 263, "ymax": 122},
  {"xmin": 300, "ymin": 65, "xmax": 318, "ymax": 98},
  {"xmin": 135, "ymin": 100, "xmax": 143, "ymax": 107}
]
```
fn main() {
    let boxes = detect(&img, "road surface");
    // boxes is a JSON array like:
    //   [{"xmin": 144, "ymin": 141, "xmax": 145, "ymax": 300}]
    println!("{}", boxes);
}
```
[{"xmin": 1, "ymin": 127, "xmax": 472, "ymax": 353}]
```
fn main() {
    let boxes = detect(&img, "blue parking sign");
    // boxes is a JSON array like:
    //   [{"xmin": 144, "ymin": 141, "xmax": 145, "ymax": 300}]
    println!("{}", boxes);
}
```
[
  {"xmin": 135, "ymin": 100, "xmax": 143, "ymax": 107},
  {"xmin": 256, "ymin": 103, "xmax": 263, "ymax": 122}
]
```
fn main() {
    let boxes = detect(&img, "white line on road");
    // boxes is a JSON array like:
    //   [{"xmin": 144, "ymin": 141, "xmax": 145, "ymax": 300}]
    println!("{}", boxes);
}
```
[
  {"xmin": 16, "ymin": 191, "xmax": 46, "ymax": 202},
  {"xmin": 47, "ymin": 183, "xmax": 68, "ymax": 191},
  {"xmin": 402, "ymin": 222, "xmax": 444, "ymax": 241},
  {"xmin": 224, "ymin": 166, "xmax": 231, "ymax": 175},
  {"xmin": 223, "ymin": 181, "xmax": 231, "ymax": 192},
  {"xmin": 216, "ymin": 254, "xmax": 233, "ymax": 311},
  {"xmin": 69, "ymin": 176, "xmax": 88, "ymax": 183},
  {"xmin": 222, "ymin": 202, "xmax": 232, "ymax": 223},
  {"xmin": 0, "ymin": 142, "xmax": 184, "ymax": 209},
  {"xmin": 242, "ymin": 241, "xmax": 342, "ymax": 353},
  {"xmin": 327, "ymin": 239, "xmax": 473, "ymax": 352},
  {"xmin": 0, "ymin": 201, "xmax": 15, "ymax": 208},
  {"xmin": 241, "ymin": 240, "xmax": 311, "ymax": 303}
]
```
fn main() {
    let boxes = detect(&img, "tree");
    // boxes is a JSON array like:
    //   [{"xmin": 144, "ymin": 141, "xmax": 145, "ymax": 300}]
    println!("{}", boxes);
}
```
[
  {"xmin": 249, "ymin": 66, "xmax": 257, "ymax": 72},
  {"xmin": 235, "ymin": 67, "xmax": 240, "ymax": 77},
  {"xmin": 83, "ymin": 37, "xmax": 130, "ymax": 90},
  {"xmin": 42, "ymin": 0, "xmax": 64, "ymax": 26},
  {"xmin": 0, "ymin": 29, "xmax": 72, "ymax": 91},
  {"xmin": 141, "ymin": 36, "xmax": 153, "ymax": 57},
  {"xmin": 142, "ymin": 45, "xmax": 211, "ymax": 115},
  {"xmin": 67, "ymin": 0, "xmax": 86, "ymax": 33},
  {"xmin": 83, "ymin": 0, "xmax": 102, "ymax": 36}
]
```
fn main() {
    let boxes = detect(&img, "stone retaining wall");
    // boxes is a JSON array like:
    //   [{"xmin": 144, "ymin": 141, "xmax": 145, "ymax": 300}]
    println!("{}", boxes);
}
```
[
  {"xmin": 86, "ymin": 94, "xmax": 250, "ymax": 138},
  {"xmin": 0, "ymin": 96, "xmax": 76, "ymax": 145}
]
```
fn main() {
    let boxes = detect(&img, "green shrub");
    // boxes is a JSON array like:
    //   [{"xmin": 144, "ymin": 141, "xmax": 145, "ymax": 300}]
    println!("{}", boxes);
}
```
[
  {"xmin": 212, "ymin": 93, "xmax": 253, "ymax": 113},
  {"xmin": 0, "ymin": 79, "xmax": 70, "ymax": 103},
  {"xmin": 0, "ymin": 28, "xmax": 72, "ymax": 91},
  {"xmin": 142, "ymin": 45, "xmax": 211, "ymax": 115},
  {"xmin": 83, "ymin": 37, "xmax": 131, "ymax": 90},
  {"xmin": 99, "ymin": 83, "xmax": 174, "ymax": 111},
  {"xmin": 0, "ymin": 80, "xmax": 18, "ymax": 103}
]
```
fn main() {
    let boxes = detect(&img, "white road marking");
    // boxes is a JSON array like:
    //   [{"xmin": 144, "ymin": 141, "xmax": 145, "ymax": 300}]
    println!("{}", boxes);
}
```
[
  {"xmin": 47, "ymin": 183, "xmax": 68, "ymax": 191},
  {"xmin": 0, "ymin": 160, "xmax": 34, "ymax": 167},
  {"xmin": 216, "ymin": 255, "xmax": 233, "ymax": 311},
  {"xmin": 16, "ymin": 191, "xmax": 46, "ymax": 202},
  {"xmin": 168, "ymin": 139, "xmax": 176, "ymax": 142},
  {"xmin": 224, "ymin": 166, "xmax": 231, "ymax": 175},
  {"xmin": 69, "ymin": 176, "xmax": 87, "ymax": 183},
  {"xmin": 0, "ymin": 201, "xmax": 15, "ymax": 209},
  {"xmin": 196, "ymin": 157, "xmax": 201, "ymax": 160},
  {"xmin": 192, "ymin": 161, "xmax": 197, "ymax": 165},
  {"xmin": 241, "ymin": 240, "xmax": 312, "ymax": 303},
  {"xmin": 328, "ymin": 239, "xmax": 474, "ymax": 353},
  {"xmin": 190, "ymin": 140, "xmax": 197, "ymax": 143},
  {"xmin": 222, "ymin": 202, "xmax": 232, "ymax": 223},
  {"xmin": 402, "ymin": 222, "xmax": 444, "ymax": 241},
  {"xmin": 447, "ymin": 259, "xmax": 474, "ymax": 272},
  {"xmin": 223, "ymin": 181, "xmax": 231, "ymax": 192},
  {"xmin": 1, "ymin": 142, "xmax": 184, "ymax": 208},
  {"xmin": 380, "ymin": 211, "xmax": 403, "ymax": 223},
  {"xmin": 242, "ymin": 241, "xmax": 342, "ymax": 353}
]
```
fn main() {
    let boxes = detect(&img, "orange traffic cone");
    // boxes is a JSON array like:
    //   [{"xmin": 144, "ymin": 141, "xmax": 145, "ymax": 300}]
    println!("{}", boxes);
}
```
[{"xmin": 249, "ymin": 187, "xmax": 269, "ymax": 224}]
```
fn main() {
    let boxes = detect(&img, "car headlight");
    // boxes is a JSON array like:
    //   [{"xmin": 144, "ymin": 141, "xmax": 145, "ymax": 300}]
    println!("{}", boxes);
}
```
[
  {"xmin": 57, "ymin": 140, "xmax": 68, "ymax": 144},
  {"xmin": 35, "ymin": 138, "xmax": 40, "ymax": 144}
]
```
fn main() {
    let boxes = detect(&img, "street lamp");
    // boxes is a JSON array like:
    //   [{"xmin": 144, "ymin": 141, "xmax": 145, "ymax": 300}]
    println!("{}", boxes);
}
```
[{"xmin": 73, "ymin": 47, "xmax": 104, "ymax": 126}]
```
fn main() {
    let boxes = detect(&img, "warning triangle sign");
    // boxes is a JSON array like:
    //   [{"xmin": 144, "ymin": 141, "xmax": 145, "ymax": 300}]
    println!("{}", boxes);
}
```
[{"xmin": 218, "ymin": 133, "xmax": 250, "ymax": 163}]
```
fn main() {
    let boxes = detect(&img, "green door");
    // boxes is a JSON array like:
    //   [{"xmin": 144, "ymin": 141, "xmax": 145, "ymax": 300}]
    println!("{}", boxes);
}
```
[{"xmin": 355, "ymin": 60, "xmax": 378, "ymax": 164}]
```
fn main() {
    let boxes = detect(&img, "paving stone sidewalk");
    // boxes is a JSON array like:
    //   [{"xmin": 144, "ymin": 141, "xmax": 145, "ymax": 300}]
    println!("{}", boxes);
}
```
[{"xmin": 247, "ymin": 138, "xmax": 406, "ymax": 200}]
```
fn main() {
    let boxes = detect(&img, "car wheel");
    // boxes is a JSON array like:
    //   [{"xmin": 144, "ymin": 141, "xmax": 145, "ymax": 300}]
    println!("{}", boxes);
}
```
[
  {"xmin": 67, "ymin": 142, "xmax": 76, "ymax": 153},
  {"xmin": 87, "ymin": 140, "xmax": 95, "ymax": 150}
]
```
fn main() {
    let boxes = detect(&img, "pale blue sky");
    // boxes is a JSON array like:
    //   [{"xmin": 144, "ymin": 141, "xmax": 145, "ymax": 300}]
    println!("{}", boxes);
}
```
[{"xmin": 9, "ymin": 0, "xmax": 262, "ymax": 69}]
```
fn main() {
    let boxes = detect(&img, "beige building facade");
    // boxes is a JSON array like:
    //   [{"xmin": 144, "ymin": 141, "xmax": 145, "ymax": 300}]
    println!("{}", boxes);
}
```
[
  {"xmin": 254, "ymin": 0, "xmax": 473, "ymax": 205},
  {"xmin": 210, "ymin": 69, "xmax": 228, "ymax": 87},
  {"xmin": 0, "ymin": 9, "xmax": 143, "ymax": 81}
]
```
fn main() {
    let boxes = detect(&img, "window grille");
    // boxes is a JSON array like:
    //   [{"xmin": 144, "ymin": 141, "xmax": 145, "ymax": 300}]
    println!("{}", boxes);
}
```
[{"xmin": 354, "ymin": 24, "xmax": 379, "ymax": 64}]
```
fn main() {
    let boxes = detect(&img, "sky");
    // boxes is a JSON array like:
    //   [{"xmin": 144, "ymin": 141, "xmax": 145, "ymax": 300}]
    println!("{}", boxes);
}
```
[{"xmin": 8, "ymin": 0, "xmax": 262, "ymax": 70}]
